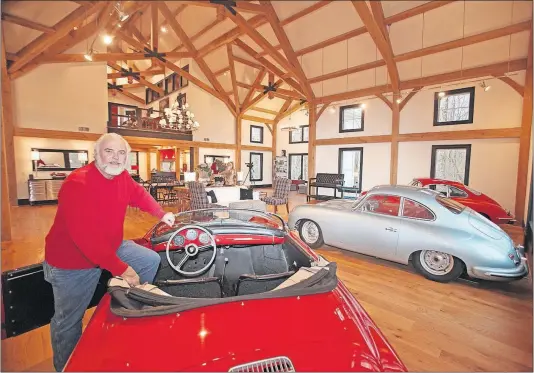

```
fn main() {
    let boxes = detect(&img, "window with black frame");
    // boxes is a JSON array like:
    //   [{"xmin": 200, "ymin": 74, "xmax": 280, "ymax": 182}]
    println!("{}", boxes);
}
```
[
  {"xmin": 250, "ymin": 125, "xmax": 264, "ymax": 144},
  {"xmin": 430, "ymin": 144, "xmax": 471, "ymax": 185},
  {"xmin": 433, "ymin": 87, "xmax": 475, "ymax": 126},
  {"xmin": 250, "ymin": 152, "xmax": 263, "ymax": 182},
  {"xmin": 289, "ymin": 125, "xmax": 309, "ymax": 144},
  {"xmin": 339, "ymin": 104, "xmax": 364, "ymax": 132},
  {"xmin": 289, "ymin": 153, "xmax": 308, "ymax": 181},
  {"xmin": 338, "ymin": 147, "xmax": 363, "ymax": 190}
]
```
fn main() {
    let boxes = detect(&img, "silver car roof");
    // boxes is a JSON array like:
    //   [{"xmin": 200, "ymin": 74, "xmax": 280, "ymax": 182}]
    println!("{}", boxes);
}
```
[{"xmin": 366, "ymin": 184, "xmax": 442, "ymax": 204}]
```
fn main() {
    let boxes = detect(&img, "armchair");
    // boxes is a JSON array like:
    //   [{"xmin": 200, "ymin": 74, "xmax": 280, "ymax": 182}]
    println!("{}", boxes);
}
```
[{"xmin": 261, "ymin": 177, "xmax": 291, "ymax": 213}]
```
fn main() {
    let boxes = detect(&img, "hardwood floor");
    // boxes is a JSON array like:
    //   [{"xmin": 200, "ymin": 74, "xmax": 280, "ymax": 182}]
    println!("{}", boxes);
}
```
[{"xmin": 1, "ymin": 191, "xmax": 532, "ymax": 372}]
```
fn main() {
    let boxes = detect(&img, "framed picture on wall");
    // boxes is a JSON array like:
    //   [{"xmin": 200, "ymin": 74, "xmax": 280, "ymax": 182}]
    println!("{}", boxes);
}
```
[{"xmin": 159, "ymin": 97, "xmax": 169, "ymax": 113}]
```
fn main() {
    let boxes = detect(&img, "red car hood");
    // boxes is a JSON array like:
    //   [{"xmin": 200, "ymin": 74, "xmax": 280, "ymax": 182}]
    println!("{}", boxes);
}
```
[{"xmin": 65, "ymin": 286, "xmax": 405, "ymax": 372}]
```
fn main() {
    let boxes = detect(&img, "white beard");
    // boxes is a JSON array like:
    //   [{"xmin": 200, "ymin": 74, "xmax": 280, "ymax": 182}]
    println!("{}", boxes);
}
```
[
  {"xmin": 101, "ymin": 164, "xmax": 125, "ymax": 176},
  {"xmin": 95, "ymin": 155, "xmax": 126, "ymax": 176}
]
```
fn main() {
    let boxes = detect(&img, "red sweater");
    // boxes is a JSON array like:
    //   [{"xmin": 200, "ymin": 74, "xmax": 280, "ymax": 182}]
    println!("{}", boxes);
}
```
[{"xmin": 45, "ymin": 162, "xmax": 165, "ymax": 276}]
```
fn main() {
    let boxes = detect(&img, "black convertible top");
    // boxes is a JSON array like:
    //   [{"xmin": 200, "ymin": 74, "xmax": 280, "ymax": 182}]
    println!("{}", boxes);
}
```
[{"xmin": 107, "ymin": 263, "xmax": 338, "ymax": 318}]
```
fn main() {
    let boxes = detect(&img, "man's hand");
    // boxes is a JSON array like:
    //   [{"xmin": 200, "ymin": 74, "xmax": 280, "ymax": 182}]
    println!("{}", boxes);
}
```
[
  {"xmin": 160, "ymin": 212, "xmax": 175, "ymax": 227},
  {"xmin": 120, "ymin": 266, "xmax": 140, "ymax": 287}
]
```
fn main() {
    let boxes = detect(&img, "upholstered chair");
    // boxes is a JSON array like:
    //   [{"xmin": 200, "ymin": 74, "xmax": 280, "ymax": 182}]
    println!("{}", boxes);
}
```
[
  {"xmin": 187, "ymin": 181, "xmax": 223, "ymax": 210},
  {"xmin": 261, "ymin": 177, "xmax": 292, "ymax": 213}
]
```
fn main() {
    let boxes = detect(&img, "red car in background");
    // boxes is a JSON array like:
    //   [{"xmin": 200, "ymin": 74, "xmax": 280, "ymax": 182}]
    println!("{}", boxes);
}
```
[{"xmin": 408, "ymin": 178, "xmax": 515, "ymax": 225}]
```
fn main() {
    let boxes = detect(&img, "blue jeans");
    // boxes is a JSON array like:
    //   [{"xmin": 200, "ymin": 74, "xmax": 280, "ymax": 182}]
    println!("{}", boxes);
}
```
[{"xmin": 43, "ymin": 240, "xmax": 161, "ymax": 372}]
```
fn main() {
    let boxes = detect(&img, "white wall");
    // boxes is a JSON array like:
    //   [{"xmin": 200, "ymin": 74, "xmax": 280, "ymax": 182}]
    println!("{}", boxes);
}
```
[
  {"xmin": 108, "ymin": 91, "xmax": 145, "ymax": 108},
  {"xmin": 14, "ymin": 137, "xmax": 96, "ymax": 200},
  {"xmin": 397, "ymin": 139, "xmax": 520, "ymax": 213},
  {"xmin": 400, "ymin": 79, "xmax": 523, "ymax": 133},
  {"xmin": 316, "ymin": 143, "xmax": 391, "ymax": 197},
  {"xmin": 13, "ymin": 63, "xmax": 108, "ymax": 133}
]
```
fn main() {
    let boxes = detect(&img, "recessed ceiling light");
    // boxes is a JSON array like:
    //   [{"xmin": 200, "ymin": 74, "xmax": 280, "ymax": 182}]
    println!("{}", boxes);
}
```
[{"xmin": 103, "ymin": 35, "xmax": 113, "ymax": 45}]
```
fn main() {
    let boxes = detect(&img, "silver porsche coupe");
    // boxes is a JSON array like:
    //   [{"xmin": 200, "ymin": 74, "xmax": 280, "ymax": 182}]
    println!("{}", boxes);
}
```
[{"xmin": 288, "ymin": 185, "xmax": 529, "ymax": 283}]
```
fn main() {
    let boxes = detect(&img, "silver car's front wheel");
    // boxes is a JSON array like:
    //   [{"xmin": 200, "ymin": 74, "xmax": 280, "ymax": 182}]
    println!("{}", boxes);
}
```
[
  {"xmin": 413, "ymin": 250, "xmax": 464, "ymax": 283},
  {"xmin": 298, "ymin": 220, "xmax": 324, "ymax": 249}
]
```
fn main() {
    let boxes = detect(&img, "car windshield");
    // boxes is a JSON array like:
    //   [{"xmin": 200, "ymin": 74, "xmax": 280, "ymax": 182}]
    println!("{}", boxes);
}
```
[
  {"xmin": 409, "ymin": 179, "xmax": 422, "ymax": 187},
  {"xmin": 465, "ymin": 185, "xmax": 482, "ymax": 195},
  {"xmin": 153, "ymin": 208, "xmax": 286, "ymax": 237},
  {"xmin": 436, "ymin": 195, "xmax": 465, "ymax": 214}
]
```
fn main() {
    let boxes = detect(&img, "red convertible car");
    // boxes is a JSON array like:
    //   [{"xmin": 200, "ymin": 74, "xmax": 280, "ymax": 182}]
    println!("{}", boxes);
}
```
[
  {"xmin": 408, "ymin": 178, "xmax": 515, "ymax": 224},
  {"xmin": 2, "ymin": 208, "xmax": 406, "ymax": 372}
]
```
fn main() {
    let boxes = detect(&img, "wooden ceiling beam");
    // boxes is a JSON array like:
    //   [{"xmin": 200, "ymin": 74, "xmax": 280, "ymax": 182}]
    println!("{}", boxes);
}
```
[
  {"xmin": 1, "ymin": 13, "xmax": 55, "ymax": 34},
  {"xmin": 496, "ymin": 76, "xmax": 524, "ymax": 96},
  {"xmin": 395, "ymin": 20, "xmax": 532, "ymax": 63},
  {"xmin": 108, "ymin": 69, "xmax": 164, "ymax": 79},
  {"xmin": 108, "ymin": 88, "xmax": 145, "ymax": 105},
  {"xmin": 276, "ymin": 101, "xmax": 307, "ymax": 122},
  {"xmin": 241, "ymin": 115, "xmax": 275, "ymax": 124},
  {"xmin": 250, "ymin": 107, "xmax": 278, "ymax": 116},
  {"xmin": 197, "ymin": 14, "xmax": 266, "ymax": 58},
  {"xmin": 274, "ymin": 99, "xmax": 293, "ymax": 123},
  {"xmin": 385, "ymin": 1, "xmax": 455, "ymax": 25},
  {"xmin": 224, "ymin": 7, "xmax": 301, "ymax": 86},
  {"xmin": 214, "ymin": 66, "xmax": 231, "ymax": 76},
  {"xmin": 308, "ymin": 20, "xmax": 530, "ymax": 86},
  {"xmin": 376, "ymin": 94, "xmax": 393, "ymax": 110},
  {"xmin": 233, "ymin": 39, "xmax": 305, "ymax": 98},
  {"xmin": 233, "ymin": 55, "xmax": 263, "ymax": 70},
  {"xmin": 172, "ymin": 18, "xmax": 222, "ymax": 53},
  {"xmin": 294, "ymin": 0, "xmax": 453, "ymax": 57},
  {"xmin": 227, "ymin": 44, "xmax": 241, "ymax": 114},
  {"xmin": 241, "ymin": 68, "xmax": 267, "ymax": 110},
  {"xmin": 314, "ymin": 58, "xmax": 528, "ymax": 104},
  {"xmin": 353, "ymin": 1, "xmax": 399, "ymax": 94},
  {"xmin": 177, "ymin": 1, "xmax": 266, "ymax": 15},
  {"xmin": 399, "ymin": 87, "xmax": 422, "ymax": 111},
  {"xmin": 260, "ymin": 1, "xmax": 314, "ymax": 100},
  {"xmin": 280, "ymin": 1, "xmax": 334, "ymax": 27},
  {"xmin": 8, "ymin": 2, "xmax": 107, "ymax": 73},
  {"xmin": 39, "ymin": 51, "xmax": 192, "ymax": 63},
  {"xmin": 158, "ymin": 1, "xmax": 235, "ymax": 116},
  {"xmin": 108, "ymin": 62, "xmax": 164, "ymax": 94}
]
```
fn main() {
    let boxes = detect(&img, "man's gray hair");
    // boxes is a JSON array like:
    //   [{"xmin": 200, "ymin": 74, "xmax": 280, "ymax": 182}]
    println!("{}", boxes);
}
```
[{"xmin": 93, "ymin": 133, "xmax": 132, "ymax": 165}]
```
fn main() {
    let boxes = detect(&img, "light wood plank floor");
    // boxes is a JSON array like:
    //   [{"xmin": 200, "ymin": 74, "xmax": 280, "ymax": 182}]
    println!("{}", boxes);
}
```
[{"xmin": 1, "ymin": 191, "xmax": 532, "ymax": 372}]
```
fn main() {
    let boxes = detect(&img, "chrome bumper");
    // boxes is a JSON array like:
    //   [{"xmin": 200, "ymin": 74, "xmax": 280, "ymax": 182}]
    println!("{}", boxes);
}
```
[{"xmin": 470, "ymin": 245, "xmax": 529, "ymax": 281}]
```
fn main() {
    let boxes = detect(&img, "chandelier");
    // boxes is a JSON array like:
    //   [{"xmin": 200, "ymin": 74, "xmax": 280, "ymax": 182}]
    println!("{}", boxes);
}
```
[{"xmin": 159, "ymin": 100, "xmax": 200, "ymax": 131}]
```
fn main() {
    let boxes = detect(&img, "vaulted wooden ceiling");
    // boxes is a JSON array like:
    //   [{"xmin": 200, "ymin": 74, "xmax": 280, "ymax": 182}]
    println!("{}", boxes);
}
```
[{"xmin": 2, "ymin": 1, "xmax": 532, "ymax": 121}]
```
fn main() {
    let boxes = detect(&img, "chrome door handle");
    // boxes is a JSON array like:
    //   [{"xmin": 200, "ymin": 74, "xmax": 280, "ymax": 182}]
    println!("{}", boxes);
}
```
[{"xmin": 385, "ymin": 227, "xmax": 397, "ymax": 232}]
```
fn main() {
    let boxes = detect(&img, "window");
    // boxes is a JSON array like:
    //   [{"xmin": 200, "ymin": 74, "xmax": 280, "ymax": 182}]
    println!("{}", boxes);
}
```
[
  {"xmin": 289, "ymin": 153, "xmax": 308, "ymax": 181},
  {"xmin": 430, "ymin": 144, "xmax": 471, "ymax": 185},
  {"xmin": 428, "ymin": 184, "xmax": 448, "ymax": 196},
  {"xmin": 436, "ymin": 195, "xmax": 465, "ymax": 214},
  {"xmin": 339, "ymin": 104, "xmax": 364, "ymax": 132},
  {"xmin": 402, "ymin": 198, "xmax": 435, "ymax": 220},
  {"xmin": 338, "ymin": 147, "xmax": 363, "ymax": 190},
  {"xmin": 449, "ymin": 186, "xmax": 468, "ymax": 198},
  {"xmin": 433, "ymin": 87, "xmax": 475, "ymax": 126},
  {"xmin": 250, "ymin": 152, "xmax": 263, "ymax": 182},
  {"xmin": 250, "ymin": 125, "xmax": 263, "ymax": 144},
  {"xmin": 358, "ymin": 194, "xmax": 401, "ymax": 217},
  {"xmin": 289, "ymin": 125, "xmax": 309, "ymax": 144}
]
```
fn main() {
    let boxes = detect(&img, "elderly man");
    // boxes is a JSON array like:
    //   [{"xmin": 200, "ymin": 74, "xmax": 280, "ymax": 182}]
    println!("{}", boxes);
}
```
[{"xmin": 43, "ymin": 133, "xmax": 175, "ymax": 372}]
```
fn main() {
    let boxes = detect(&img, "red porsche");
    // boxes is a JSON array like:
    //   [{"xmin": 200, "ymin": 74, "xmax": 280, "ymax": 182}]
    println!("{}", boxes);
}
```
[
  {"xmin": 1, "ymin": 208, "xmax": 407, "ymax": 372},
  {"xmin": 408, "ymin": 178, "xmax": 515, "ymax": 225}
]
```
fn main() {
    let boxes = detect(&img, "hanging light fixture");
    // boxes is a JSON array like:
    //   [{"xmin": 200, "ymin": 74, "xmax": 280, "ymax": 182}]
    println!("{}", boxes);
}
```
[{"xmin": 159, "ymin": 101, "xmax": 200, "ymax": 132}]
